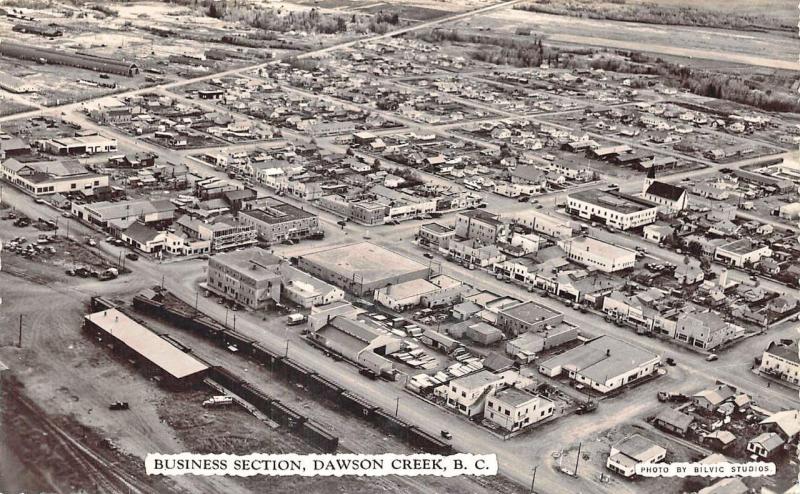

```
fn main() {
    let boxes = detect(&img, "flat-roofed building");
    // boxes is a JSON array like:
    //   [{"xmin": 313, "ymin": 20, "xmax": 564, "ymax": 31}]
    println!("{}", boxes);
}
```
[
  {"xmin": 1, "ymin": 157, "xmax": 109, "ymax": 197},
  {"xmin": 280, "ymin": 264, "xmax": 344, "ymax": 308},
  {"xmin": 297, "ymin": 242, "xmax": 430, "ymax": 296},
  {"xmin": 566, "ymin": 189, "xmax": 658, "ymax": 230},
  {"xmin": 239, "ymin": 199, "xmax": 321, "ymax": 243},
  {"xmin": 484, "ymin": 387, "xmax": 554, "ymax": 432},
  {"xmin": 558, "ymin": 236, "xmax": 636, "ymax": 273},
  {"xmin": 539, "ymin": 335, "xmax": 660, "ymax": 394},
  {"xmin": 176, "ymin": 215, "xmax": 256, "ymax": 252},
  {"xmin": 455, "ymin": 209, "xmax": 508, "ymax": 244},
  {"xmin": 83, "ymin": 308, "xmax": 208, "ymax": 388},
  {"xmin": 445, "ymin": 370, "xmax": 506, "ymax": 417},
  {"xmin": 760, "ymin": 339, "xmax": 800, "ymax": 385},
  {"xmin": 72, "ymin": 199, "xmax": 175, "ymax": 230},
  {"xmin": 511, "ymin": 210, "xmax": 574, "ymax": 239},
  {"xmin": 496, "ymin": 301, "xmax": 564, "ymax": 336},
  {"xmin": 206, "ymin": 249, "xmax": 281, "ymax": 309},
  {"xmin": 418, "ymin": 222, "xmax": 455, "ymax": 250},
  {"xmin": 714, "ymin": 239, "xmax": 772, "ymax": 268}
]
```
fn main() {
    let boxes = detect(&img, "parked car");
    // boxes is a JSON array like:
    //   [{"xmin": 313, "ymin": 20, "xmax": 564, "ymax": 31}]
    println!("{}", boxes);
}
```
[
  {"xmin": 706, "ymin": 354, "xmax": 718, "ymax": 362},
  {"xmin": 126, "ymin": 253, "xmax": 139, "ymax": 261}
]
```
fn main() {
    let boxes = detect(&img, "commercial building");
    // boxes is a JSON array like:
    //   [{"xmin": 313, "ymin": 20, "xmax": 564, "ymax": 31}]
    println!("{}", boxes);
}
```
[
  {"xmin": 310, "ymin": 316, "xmax": 402, "ymax": 375},
  {"xmin": 484, "ymin": 388, "xmax": 554, "ymax": 432},
  {"xmin": 714, "ymin": 239, "xmax": 772, "ymax": 268},
  {"xmin": 448, "ymin": 239, "xmax": 506, "ymax": 268},
  {"xmin": 40, "ymin": 134, "xmax": 118, "ymax": 156},
  {"xmin": 176, "ymin": 215, "xmax": 256, "ymax": 252},
  {"xmin": 606, "ymin": 434, "xmax": 666, "ymax": 478},
  {"xmin": 674, "ymin": 312, "xmax": 736, "ymax": 350},
  {"xmin": 83, "ymin": 309, "xmax": 208, "ymax": 388},
  {"xmin": 511, "ymin": 210, "xmax": 574, "ymax": 239},
  {"xmin": 566, "ymin": 189, "xmax": 658, "ymax": 230},
  {"xmin": 496, "ymin": 301, "xmax": 564, "ymax": 336},
  {"xmin": 0, "ymin": 41, "xmax": 139, "ymax": 76},
  {"xmin": 72, "ymin": 199, "xmax": 175, "ymax": 230},
  {"xmin": 206, "ymin": 249, "xmax": 282, "ymax": 309},
  {"xmin": 505, "ymin": 326, "xmax": 579, "ymax": 363},
  {"xmin": 418, "ymin": 222, "xmax": 455, "ymax": 251},
  {"xmin": 445, "ymin": 370, "xmax": 506, "ymax": 417},
  {"xmin": 454, "ymin": 209, "xmax": 508, "ymax": 244},
  {"xmin": 539, "ymin": 335, "xmax": 661, "ymax": 394},
  {"xmin": 280, "ymin": 264, "xmax": 345, "ymax": 309},
  {"xmin": 1, "ymin": 157, "xmax": 109, "ymax": 197},
  {"xmin": 558, "ymin": 236, "xmax": 636, "ymax": 273},
  {"xmin": 297, "ymin": 242, "xmax": 430, "ymax": 296},
  {"xmin": 239, "ymin": 199, "xmax": 321, "ymax": 243},
  {"xmin": 760, "ymin": 339, "xmax": 800, "ymax": 385}
]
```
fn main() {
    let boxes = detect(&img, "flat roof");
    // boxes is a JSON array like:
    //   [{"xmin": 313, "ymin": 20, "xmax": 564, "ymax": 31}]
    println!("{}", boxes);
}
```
[
  {"xmin": 563, "ymin": 236, "xmax": 635, "ymax": 261},
  {"xmin": 569, "ymin": 189, "xmax": 657, "ymax": 215},
  {"xmin": 210, "ymin": 249, "xmax": 281, "ymax": 281},
  {"xmin": 420, "ymin": 222, "xmax": 453, "ymax": 235},
  {"xmin": 718, "ymin": 239, "xmax": 764, "ymax": 255},
  {"xmin": 492, "ymin": 387, "xmax": 546, "ymax": 408},
  {"xmin": 242, "ymin": 200, "xmax": 314, "ymax": 224},
  {"xmin": 85, "ymin": 309, "xmax": 208, "ymax": 379},
  {"xmin": 501, "ymin": 301, "xmax": 562, "ymax": 324},
  {"xmin": 381, "ymin": 278, "xmax": 438, "ymax": 300},
  {"xmin": 452, "ymin": 370, "xmax": 502, "ymax": 390},
  {"xmin": 301, "ymin": 242, "xmax": 428, "ymax": 285}
]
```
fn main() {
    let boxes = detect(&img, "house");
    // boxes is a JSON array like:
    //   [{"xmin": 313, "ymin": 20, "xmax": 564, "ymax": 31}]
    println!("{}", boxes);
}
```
[
  {"xmin": 697, "ymin": 478, "xmax": 748, "ymax": 494},
  {"xmin": 760, "ymin": 409, "xmax": 800, "ymax": 443},
  {"xmin": 538, "ymin": 335, "xmax": 661, "ymax": 394},
  {"xmin": 121, "ymin": 222, "xmax": 166, "ymax": 254},
  {"xmin": 747, "ymin": 432, "xmax": 784, "ymax": 459},
  {"xmin": 558, "ymin": 236, "xmax": 636, "ymax": 273},
  {"xmin": 654, "ymin": 408, "xmax": 694, "ymax": 437},
  {"xmin": 703, "ymin": 430, "xmax": 737, "ymax": 451},
  {"xmin": 484, "ymin": 388, "xmax": 554, "ymax": 432},
  {"xmin": 674, "ymin": 261, "xmax": 705, "ymax": 285},
  {"xmin": 692, "ymin": 384, "xmax": 737, "ymax": 412},
  {"xmin": 449, "ymin": 239, "xmax": 506, "ymax": 268},
  {"xmin": 760, "ymin": 339, "xmax": 800, "ymax": 385},
  {"xmin": 445, "ymin": 370, "xmax": 506, "ymax": 417},
  {"xmin": 768, "ymin": 295, "xmax": 798, "ymax": 316},
  {"xmin": 606, "ymin": 434, "xmax": 666, "ymax": 478}
]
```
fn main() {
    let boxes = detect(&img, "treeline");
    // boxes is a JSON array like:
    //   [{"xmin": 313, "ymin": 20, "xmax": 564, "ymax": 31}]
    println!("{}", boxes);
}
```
[
  {"xmin": 588, "ymin": 53, "xmax": 800, "ymax": 113},
  {"xmin": 204, "ymin": 1, "xmax": 401, "ymax": 35},
  {"xmin": 514, "ymin": 1, "xmax": 793, "ymax": 32}
]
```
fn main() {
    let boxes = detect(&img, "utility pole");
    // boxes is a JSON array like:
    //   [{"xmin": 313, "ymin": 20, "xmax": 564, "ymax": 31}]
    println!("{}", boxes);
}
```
[
  {"xmin": 284, "ymin": 339, "xmax": 290, "ymax": 358},
  {"xmin": 225, "ymin": 307, "xmax": 229, "ymax": 328},
  {"xmin": 18, "ymin": 314, "xmax": 23, "ymax": 348},
  {"xmin": 394, "ymin": 396, "xmax": 400, "ymax": 417},
  {"xmin": 233, "ymin": 313, "xmax": 236, "ymax": 331},
  {"xmin": 160, "ymin": 274, "xmax": 165, "ymax": 290},
  {"xmin": 529, "ymin": 465, "xmax": 538, "ymax": 494},
  {"xmin": 195, "ymin": 291, "xmax": 199, "ymax": 315},
  {"xmin": 574, "ymin": 442, "xmax": 582, "ymax": 477}
]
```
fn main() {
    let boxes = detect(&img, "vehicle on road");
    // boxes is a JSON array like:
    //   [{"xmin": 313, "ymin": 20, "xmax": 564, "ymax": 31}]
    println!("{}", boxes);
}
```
[
  {"xmin": 706, "ymin": 354, "xmax": 718, "ymax": 362},
  {"xmin": 665, "ymin": 357, "xmax": 676, "ymax": 366},
  {"xmin": 287, "ymin": 314, "xmax": 307, "ymax": 326},
  {"xmin": 109, "ymin": 401, "xmax": 129, "ymax": 410},
  {"xmin": 126, "ymin": 253, "xmax": 139, "ymax": 261},
  {"xmin": 423, "ymin": 253, "xmax": 434, "ymax": 259},
  {"xmin": 359, "ymin": 368, "xmax": 378, "ymax": 380},
  {"xmin": 575, "ymin": 400, "xmax": 597, "ymax": 414},
  {"xmin": 202, "ymin": 396, "xmax": 234, "ymax": 408},
  {"xmin": 440, "ymin": 430, "xmax": 452, "ymax": 440}
]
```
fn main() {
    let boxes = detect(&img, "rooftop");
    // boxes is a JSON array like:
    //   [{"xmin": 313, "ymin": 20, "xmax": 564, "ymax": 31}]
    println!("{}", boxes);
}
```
[
  {"xmin": 421, "ymin": 222, "xmax": 454, "ymax": 235},
  {"xmin": 541, "ymin": 335, "xmax": 659, "ymax": 384},
  {"xmin": 241, "ymin": 201, "xmax": 314, "ymax": 225},
  {"xmin": 209, "ymin": 249, "xmax": 281, "ymax": 281},
  {"xmin": 612, "ymin": 433, "xmax": 666, "ymax": 462},
  {"xmin": 300, "ymin": 242, "xmax": 428, "ymax": 285},
  {"xmin": 501, "ymin": 300, "xmax": 562, "ymax": 325},
  {"xmin": 85, "ymin": 309, "xmax": 208, "ymax": 379},
  {"xmin": 452, "ymin": 370, "xmax": 503, "ymax": 390},
  {"xmin": 569, "ymin": 189, "xmax": 657, "ymax": 215},
  {"xmin": 718, "ymin": 238, "xmax": 765, "ymax": 255},
  {"xmin": 561, "ymin": 236, "xmax": 635, "ymax": 261},
  {"xmin": 380, "ymin": 278, "xmax": 438, "ymax": 301},
  {"xmin": 492, "ymin": 387, "xmax": 543, "ymax": 408}
]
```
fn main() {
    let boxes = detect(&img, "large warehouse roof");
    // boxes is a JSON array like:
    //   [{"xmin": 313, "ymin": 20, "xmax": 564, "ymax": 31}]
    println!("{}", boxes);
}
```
[
  {"xmin": 85, "ymin": 309, "xmax": 208, "ymax": 379},
  {"xmin": 301, "ymin": 242, "xmax": 428, "ymax": 284}
]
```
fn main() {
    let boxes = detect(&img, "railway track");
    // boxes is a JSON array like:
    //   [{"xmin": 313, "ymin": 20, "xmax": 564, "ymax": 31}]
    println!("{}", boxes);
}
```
[{"xmin": 10, "ymin": 388, "xmax": 152, "ymax": 494}]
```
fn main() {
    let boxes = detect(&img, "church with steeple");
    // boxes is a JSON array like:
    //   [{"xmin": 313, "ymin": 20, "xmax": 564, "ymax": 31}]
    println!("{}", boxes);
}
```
[{"xmin": 640, "ymin": 167, "xmax": 688, "ymax": 213}]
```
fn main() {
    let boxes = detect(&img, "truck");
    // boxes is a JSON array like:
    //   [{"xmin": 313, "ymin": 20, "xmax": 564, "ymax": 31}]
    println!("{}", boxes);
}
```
[
  {"xmin": 287, "ymin": 314, "xmax": 307, "ymax": 326},
  {"xmin": 657, "ymin": 391, "xmax": 690, "ymax": 403},
  {"xmin": 202, "ymin": 396, "xmax": 234, "ymax": 408}
]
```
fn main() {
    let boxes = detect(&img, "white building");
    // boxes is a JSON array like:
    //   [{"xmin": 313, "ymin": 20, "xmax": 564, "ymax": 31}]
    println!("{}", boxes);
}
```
[
  {"xmin": 714, "ymin": 239, "xmax": 772, "ymax": 268},
  {"xmin": 446, "ymin": 370, "xmax": 507, "ymax": 417},
  {"xmin": 558, "ymin": 236, "xmax": 636, "ymax": 273},
  {"xmin": 484, "ymin": 387, "xmax": 554, "ymax": 432},
  {"xmin": 511, "ymin": 210, "xmax": 574, "ymax": 239},
  {"xmin": 566, "ymin": 189, "xmax": 658, "ymax": 230},
  {"xmin": 606, "ymin": 434, "xmax": 667, "ymax": 477},
  {"xmin": 760, "ymin": 340, "xmax": 800, "ymax": 385},
  {"xmin": 1, "ymin": 158, "xmax": 109, "ymax": 197}
]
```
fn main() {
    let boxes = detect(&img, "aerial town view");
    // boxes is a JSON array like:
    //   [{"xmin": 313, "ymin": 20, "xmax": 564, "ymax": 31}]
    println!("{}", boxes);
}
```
[{"xmin": 0, "ymin": 0, "xmax": 799, "ymax": 493}]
